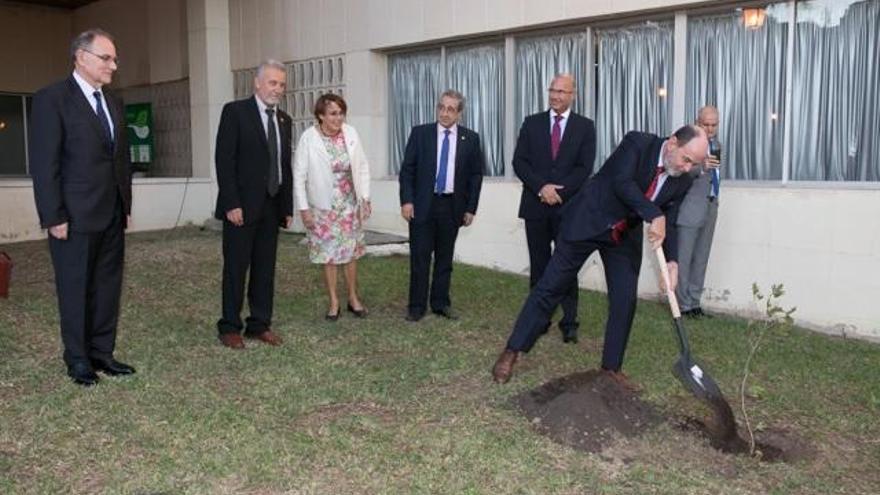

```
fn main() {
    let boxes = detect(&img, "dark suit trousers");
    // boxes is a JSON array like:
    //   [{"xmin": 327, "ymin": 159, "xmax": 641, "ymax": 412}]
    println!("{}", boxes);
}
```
[
  {"xmin": 408, "ymin": 195, "xmax": 459, "ymax": 315},
  {"xmin": 506, "ymin": 233, "xmax": 642, "ymax": 372},
  {"xmin": 218, "ymin": 197, "xmax": 280, "ymax": 335},
  {"xmin": 525, "ymin": 214, "xmax": 579, "ymax": 331},
  {"xmin": 48, "ymin": 202, "xmax": 125, "ymax": 367}
]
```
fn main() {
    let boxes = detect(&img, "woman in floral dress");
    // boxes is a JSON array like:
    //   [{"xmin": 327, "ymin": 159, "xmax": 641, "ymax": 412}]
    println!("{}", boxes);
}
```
[{"xmin": 293, "ymin": 94, "xmax": 371, "ymax": 320}]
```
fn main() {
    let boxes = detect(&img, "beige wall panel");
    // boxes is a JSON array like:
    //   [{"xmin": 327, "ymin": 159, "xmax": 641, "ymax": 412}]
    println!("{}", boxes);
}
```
[
  {"xmin": 523, "ymin": 0, "xmax": 566, "ymax": 25},
  {"xmin": 74, "ymin": 0, "xmax": 150, "ymax": 88},
  {"xmin": 485, "ymin": 0, "xmax": 522, "ymax": 31},
  {"xmin": 320, "ymin": 0, "xmax": 348, "ymax": 57},
  {"xmin": 148, "ymin": 0, "xmax": 188, "ymax": 83},
  {"xmin": 0, "ymin": 4, "xmax": 72, "ymax": 93},
  {"xmin": 452, "ymin": 0, "xmax": 488, "ymax": 36},
  {"xmin": 424, "ymin": 0, "xmax": 454, "ymax": 40}
]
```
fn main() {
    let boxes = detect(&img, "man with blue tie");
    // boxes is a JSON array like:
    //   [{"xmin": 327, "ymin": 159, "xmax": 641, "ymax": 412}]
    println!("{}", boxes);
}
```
[
  {"xmin": 676, "ymin": 106, "xmax": 722, "ymax": 318},
  {"xmin": 30, "ymin": 29, "xmax": 135, "ymax": 386},
  {"xmin": 399, "ymin": 90, "xmax": 485, "ymax": 322}
]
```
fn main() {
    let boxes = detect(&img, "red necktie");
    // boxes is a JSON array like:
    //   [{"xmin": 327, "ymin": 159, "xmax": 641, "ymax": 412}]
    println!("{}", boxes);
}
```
[
  {"xmin": 551, "ymin": 114, "xmax": 562, "ymax": 160},
  {"xmin": 611, "ymin": 166, "xmax": 665, "ymax": 244}
]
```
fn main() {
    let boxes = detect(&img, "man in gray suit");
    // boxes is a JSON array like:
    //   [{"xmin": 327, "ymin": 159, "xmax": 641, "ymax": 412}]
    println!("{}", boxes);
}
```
[{"xmin": 676, "ymin": 106, "xmax": 721, "ymax": 318}]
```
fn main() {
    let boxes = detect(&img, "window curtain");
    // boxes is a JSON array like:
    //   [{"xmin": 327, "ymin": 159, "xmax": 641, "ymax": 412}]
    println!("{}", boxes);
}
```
[
  {"xmin": 790, "ymin": 0, "xmax": 880, "ymax": 181},
  {"xmin": 446, "ymin": 44, "xmax": 505, "ymax": 176},
  {"xmin": 388, "ymin": 50, "xmax": 441, "ymax": 174},
  {"xmin": 596, "ymin": 22, "xmax": 673, "ymax": 166},
  {"xmin": 686, "ymin": 9, "xmax": 789, "ymax": 180},
  {"xmin": 514, "ymin": 32, "xmax": 589, "ymax": 126}
]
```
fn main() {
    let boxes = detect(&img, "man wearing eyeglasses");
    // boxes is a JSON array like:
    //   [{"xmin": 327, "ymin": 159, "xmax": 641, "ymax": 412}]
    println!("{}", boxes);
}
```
[
  {"xmin": 30, "ymin": 29, "xmax": 134, "ymax": 386},
  {"xmin": 512, "ymin": 74, "xmax": 596, "ymax": 344}
]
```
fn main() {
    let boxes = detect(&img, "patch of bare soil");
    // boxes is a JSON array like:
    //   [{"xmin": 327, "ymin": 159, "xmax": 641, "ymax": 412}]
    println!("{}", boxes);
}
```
[
  {"xmin": 517, "ymin": 370, "xmax": 816, "ymax": 463},
  {"xmin": 515, "ymin": 370, "xmax": 662, "ymax": 453}
]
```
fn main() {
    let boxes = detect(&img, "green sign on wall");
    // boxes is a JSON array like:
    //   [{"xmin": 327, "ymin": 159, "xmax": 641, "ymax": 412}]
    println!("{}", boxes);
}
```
[{"xmin": 125, "ymin": 103, "xmax": 153, "ymax": 166}]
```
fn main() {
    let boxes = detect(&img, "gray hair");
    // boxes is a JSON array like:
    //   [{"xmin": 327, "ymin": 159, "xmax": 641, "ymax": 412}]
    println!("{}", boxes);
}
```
[
  {"xmin": 438, "ymin": 89, "xmax": 465, "ymax": 112},
  {"xmin": 257, "ymin": 59, "xmax": 286, "ymax": 78},
  {"xmin": 70, "ymin": 28, "xmax": 114, "ymax": 61}
]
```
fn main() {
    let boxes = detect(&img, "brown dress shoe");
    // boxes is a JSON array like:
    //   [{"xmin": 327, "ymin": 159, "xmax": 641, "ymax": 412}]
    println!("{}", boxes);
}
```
[
  {"xmin": 602, "ymin": 369, "xmax": 640, "ymax": 393},
  {"xmin": 219, "ymin": 333, "xmax": 245, "ymax": 349},
  {"xmin": 492, "ymin": 349, "xmax": 519, "ymax": 384},
  {"xmin": 247, "ymin": 330, "xmax": 283, "ymax": 346}
]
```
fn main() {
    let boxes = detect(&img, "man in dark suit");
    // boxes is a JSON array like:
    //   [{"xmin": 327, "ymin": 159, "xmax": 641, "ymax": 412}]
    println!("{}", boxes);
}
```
[
  {"xmin": 399, "ymin": 90, "xmax": 484, "ymax": 322},
  {"xmin": 215, "ymin": 60, "xmax": 294, "ymax": 349},
  {"xmin": 514, "ymin": 74, "xmax": 596, "ymax": 344},
  {"xmin": 492, "ymin": 126, "xmax": 709, "ymax": 386},
  {"xmin": 30, "ymin": 29, "xmax": 135, "ymax": 386}
]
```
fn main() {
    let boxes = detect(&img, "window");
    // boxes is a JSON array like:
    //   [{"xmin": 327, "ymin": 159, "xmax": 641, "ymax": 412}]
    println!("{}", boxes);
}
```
[
  {"xmin": 0, "ymin": 94, "xmax": 29, "ymax": 177},
  {"xmin": 686, "ymin": 8, "xmax": 789, "ymax": 180},
  {"xmin": 790, "ymin": 0, "xmax": 880, "ymax": 181},
  {"xmin": 446, "ymin": 43, "xmax": 505, "ymax": 176},
  {"xmin": 388, "ymin": 45, "xmax": 506, "ymax": 177},
  {"xmin": 387, "ymin": 50, "xmax": 441, "ymax": 175},
  {"xmin": 515, "ymin": 31, "xmax": 589, "ymax": 127},
  {"xmin": 596, "ymin": 21, "xmax": 674, "ymax": 165}
]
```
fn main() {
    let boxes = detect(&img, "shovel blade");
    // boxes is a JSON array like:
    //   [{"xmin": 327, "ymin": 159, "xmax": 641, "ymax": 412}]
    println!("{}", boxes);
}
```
[{"xmin": 672, "ymin": 357, "xmax": 724, "ymax": 402}]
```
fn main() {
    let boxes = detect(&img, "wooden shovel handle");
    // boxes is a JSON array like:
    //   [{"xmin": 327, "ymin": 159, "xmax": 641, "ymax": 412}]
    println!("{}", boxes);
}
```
[{"xmin": 655, "ymin": 247, "xmax": 682, "ymax": 319}]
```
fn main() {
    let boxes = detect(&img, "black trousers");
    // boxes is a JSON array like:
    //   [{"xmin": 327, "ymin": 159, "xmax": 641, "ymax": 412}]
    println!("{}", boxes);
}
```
[
  {"xmin": 408, "ymin": 195, "xmax": 460, "ymax": 315},
  {"xmin": 218, "ymin": 197, "xmax": 280, "ymax": 335},
  {"xmin": 48, "ymin": 204, "xmax": 125, "ymax": 367},
  {"xmin": 506, "ymin": 233, "xmax": 642, "ymax": 372},
  {"xmin": 525, "ymin": 214, "xmax": 579, "ymax": 331}
]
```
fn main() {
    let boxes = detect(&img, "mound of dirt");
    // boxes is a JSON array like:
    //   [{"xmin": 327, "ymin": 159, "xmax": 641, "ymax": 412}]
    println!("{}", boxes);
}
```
[
  {"xmin": 516, "ymin": 369, "xmax": 817, "ymax": 463},
  {"xmin": 515, "ymin": 370, "xmax": 662, "ymax": 453}
]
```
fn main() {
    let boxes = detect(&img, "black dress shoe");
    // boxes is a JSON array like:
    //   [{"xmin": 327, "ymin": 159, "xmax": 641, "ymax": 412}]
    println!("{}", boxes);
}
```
[
  {"xmin": 693, "ymin": 307, "xmax": 712, "ymax": 318},
  {"xmin": 347, "ymin": 303, "xmax": 368, "ymax": 318},
  {"xmin": 560, "ymin": 322, "xmax": 579, "ymax": 344},
  {"xmin": 432, "ymin": 307, "xmax": 458, "ymax": 320},
  {"xmin": 91, "ymin": 359, "xmax": 136, "ymax": 376},
  {"xmin": 405, "ymin": 311, "xmax": 424, "ymax": 322},
  {"xmin": 67, "ymin": 362, "xmax": 99, "ymax": 386},
  {"xmin": 325, "ymin": 309, "xmax": 340, "ymax": 321},
  {"xmin": 561, "ymin": 329, "xmax": 579, "ymax": 344}
]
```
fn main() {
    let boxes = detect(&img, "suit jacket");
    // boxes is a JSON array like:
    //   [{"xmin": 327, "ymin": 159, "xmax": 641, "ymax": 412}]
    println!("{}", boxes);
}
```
[
  {"xmin": 30, "ymin": 76, "xmax": 132, "ymax": 232},
  {"xmin": 214, "ymin": 96, "xmax": 294, "ymax": 224},
  {"xmin": 513, "ymin": 111, "xmax": 596, "ymax": 220},
  {"xmin": 560, "ymin": 131, "xmax": 694, "ymax": 261},
  {"xmin": 676, "ymin": 168, "xmax": 714, "ymax": 228},
  {"xmin": 293, "ymin": 123, "xmax": 370, "ymax": 211},
  {"xmin": 398, "ymin": 123, "xmax": 484, "ymax": 225}
]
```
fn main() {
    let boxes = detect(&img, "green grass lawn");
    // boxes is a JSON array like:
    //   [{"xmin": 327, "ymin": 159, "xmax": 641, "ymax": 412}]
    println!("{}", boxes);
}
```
[{"xmin": 1, "ymin": 227, "xmax": 878, "ymax": 494}]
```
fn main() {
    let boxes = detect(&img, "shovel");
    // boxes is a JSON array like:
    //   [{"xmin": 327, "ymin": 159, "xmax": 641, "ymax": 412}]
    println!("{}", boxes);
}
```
[{"xmin": 654, "ymin": 247, "xmax": 726, "ymax": 403}]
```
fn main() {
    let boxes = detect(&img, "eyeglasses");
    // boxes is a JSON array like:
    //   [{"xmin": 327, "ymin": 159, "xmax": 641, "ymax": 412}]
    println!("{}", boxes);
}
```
[{"xmin": 83, "ymin": 48, "xmax": 119, "ymax": 65}]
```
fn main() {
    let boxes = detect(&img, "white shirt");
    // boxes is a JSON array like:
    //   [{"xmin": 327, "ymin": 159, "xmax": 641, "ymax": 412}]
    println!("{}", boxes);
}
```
[
  {"xmin": 549, "ymin": 107, "xmax": 571, "ymax": 138},
  {"xmin": 72, "ymin": 70, "xmax": 114, "ymax": 139},
  {"xmin": 255, "ymin": 95, "xmax": 283, "ymax": 185},
  {"xmin": 651, "ymin": 141, "xmax": 670, "ymax": 201},
  {"xmin": 435, "ymin": 123, "xmax": 458, "ymax": 193}
]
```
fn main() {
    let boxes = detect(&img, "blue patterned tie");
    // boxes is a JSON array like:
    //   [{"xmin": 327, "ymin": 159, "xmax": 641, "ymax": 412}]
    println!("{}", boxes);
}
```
[
  {"xmin": 710, "ymin": 169, "xmax": 720, "ymax": 198},
  {"xmin": 92, "ymin": 91, "xmax": 113, "ymax": 145},
  {"xmin": 435, "ymin": 129, "xmax": 450, "ymax": 193}
]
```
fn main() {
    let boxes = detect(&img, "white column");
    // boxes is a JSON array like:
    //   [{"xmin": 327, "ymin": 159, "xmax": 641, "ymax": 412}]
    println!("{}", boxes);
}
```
[
  {"xmin": 187, "ymin": 0, "xmax": 233, "ymax": 215},
  {"xmin": 671, "ymin": 11, "xmax": 688, "ymax": 130}
]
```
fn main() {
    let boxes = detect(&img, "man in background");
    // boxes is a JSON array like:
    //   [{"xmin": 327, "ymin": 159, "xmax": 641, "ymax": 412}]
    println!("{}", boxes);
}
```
[
  {"xmin": 513, "ymin": 73, "xmax": 596, "ymax": 343},
  {"xmin": 676, "ymin": 106, "xmax": 722, "ymax": 318},
  {"xmin": 214, "ymin": 60, "xmax": 294, "ymax": 349}
]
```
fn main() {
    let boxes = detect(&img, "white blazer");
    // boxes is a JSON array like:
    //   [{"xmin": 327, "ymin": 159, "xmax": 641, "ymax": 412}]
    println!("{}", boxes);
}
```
[{"xmin": 293, "ymin": 123, "xmax": 371, "ymax": 211}]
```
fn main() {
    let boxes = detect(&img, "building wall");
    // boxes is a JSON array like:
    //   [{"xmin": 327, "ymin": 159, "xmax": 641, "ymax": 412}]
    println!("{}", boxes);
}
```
[
  {"xmin": 225, "ymin": 0, "xmax": 880, "ymax": 341},
  {"xmin": 0, "ymin": 2, "xmax": 73, "ymax": 93}
]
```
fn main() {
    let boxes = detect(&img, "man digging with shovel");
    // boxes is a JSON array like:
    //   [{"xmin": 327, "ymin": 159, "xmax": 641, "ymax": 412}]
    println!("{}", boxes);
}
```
[{"xmin": 492, "ymin": 125, "xmax": 708, "ymax": 389}]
